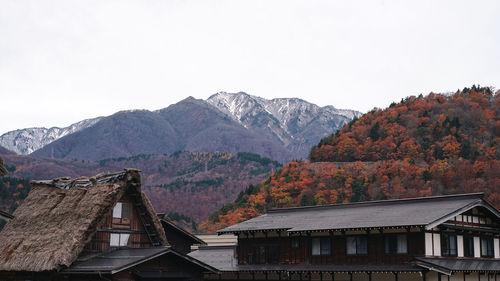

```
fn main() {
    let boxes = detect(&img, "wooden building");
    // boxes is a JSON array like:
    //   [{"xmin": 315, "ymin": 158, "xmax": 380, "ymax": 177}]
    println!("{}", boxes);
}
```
[
  {"xmin": 0, "ymin": 169, "xmax": 217, "ymax": 280},
  {"xmin": 190, "ymin": 193, "xmax": 500, "ymax": 281}
]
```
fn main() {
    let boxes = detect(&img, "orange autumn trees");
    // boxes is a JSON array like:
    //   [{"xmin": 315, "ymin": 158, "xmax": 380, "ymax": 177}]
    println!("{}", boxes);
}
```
[
  {"xmin": 310, "ymin": 86, "xmax": 498, "ymax": 162},
  {"xmin": 200, "ymin": 86, "xmax": 500, "ymax": 233}
]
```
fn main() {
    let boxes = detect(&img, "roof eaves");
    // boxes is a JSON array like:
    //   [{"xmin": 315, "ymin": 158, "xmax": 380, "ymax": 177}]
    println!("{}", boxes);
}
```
[
  {"xmin": 414, "ymin": 260, "xmax": 452, "ymax": 276},
  {"xmin": 425, "ymin": 198, "xmax": 498, "ymax": 230},
  {"xmin": 217, "ymin": 228, "xmax": 290, "ymax": 235},
  {"xmin": 109, "ymin": 247, "xmax": 171, "ymax": 275}
]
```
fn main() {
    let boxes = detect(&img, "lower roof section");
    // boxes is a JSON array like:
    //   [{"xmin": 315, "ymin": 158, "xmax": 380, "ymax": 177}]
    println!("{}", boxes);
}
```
[
  {"xmin": 415, "ymin": 257, "xmax": 500, "ymax": 274},
  {"xmin": 63, "ymin": 247, "xmax": 171, "ymax": 274},
  {"xmin": 64, "ymin": 246, "xmax": 218, "ymax": 275}
]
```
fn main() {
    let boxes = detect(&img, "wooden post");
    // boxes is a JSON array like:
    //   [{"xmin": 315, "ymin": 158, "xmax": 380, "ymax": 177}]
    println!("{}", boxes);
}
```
[
  {"xmin": 349, "ymin": 272, "xmax": 353, "ymax": 281},
  {"xmin": 368, "ymin": 272, "xmax": 372, "ymax": 281},
  {"xmin": 394, "ymin": 272, "xmax": 398, "ymax": 281}
]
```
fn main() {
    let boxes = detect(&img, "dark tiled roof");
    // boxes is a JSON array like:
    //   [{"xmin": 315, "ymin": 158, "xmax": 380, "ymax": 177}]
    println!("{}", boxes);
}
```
[
  {"xmin": 65, "ymin": 247, "xmax": 218, "ymax": 274},
  {"xmin": 189, "ymin": 246, "xmax": 238, "ymax": 271},
  {"xmin": 160, "ymin": 218, "xmax": 206, "ymax": 245},
  {"xmin": 219, "ymin": 193, "xmax": 496, "ymax": 233},
  {"xmin": 64, "ymin": 247, "xmax": 170, "ymax": 274},
  {"xmin": 415, "ymin": 257, "xmax": 500, "ymax": 273},
  {"xmin": 189, "ymin": 246, "xmax": 423, "ymax": 272}
]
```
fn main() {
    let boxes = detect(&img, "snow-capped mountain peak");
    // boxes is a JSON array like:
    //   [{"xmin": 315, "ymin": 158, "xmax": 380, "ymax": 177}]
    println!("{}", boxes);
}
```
[{"xmin": 0, "ymin": 117, "xmax": 102, "ymax": 155}]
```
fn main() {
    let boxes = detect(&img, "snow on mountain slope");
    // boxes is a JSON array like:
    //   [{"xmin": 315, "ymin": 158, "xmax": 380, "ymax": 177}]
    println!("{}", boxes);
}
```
[
  {"xmin": 206, "ymin": 92, "xmax": 362, "ymax": 157},
  {"xmin": 0, "ymin": 117, "xmax": 102, "ymax": 155}
]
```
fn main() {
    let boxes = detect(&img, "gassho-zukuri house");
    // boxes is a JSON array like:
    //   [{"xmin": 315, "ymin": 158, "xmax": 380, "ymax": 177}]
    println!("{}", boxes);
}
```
[{"xmin": 0, "ymin": 170, "xmax": 498, "ymax": 281}]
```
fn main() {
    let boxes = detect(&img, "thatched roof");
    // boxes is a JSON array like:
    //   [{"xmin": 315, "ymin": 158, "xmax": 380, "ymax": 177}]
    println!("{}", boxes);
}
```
[
  {"xmin": 0, "ymin": 169, "xmax": 168, "ymax": 272},
  {"xmin": 0, "ymin": 157, "xmax": 7, "ymax": 176}
]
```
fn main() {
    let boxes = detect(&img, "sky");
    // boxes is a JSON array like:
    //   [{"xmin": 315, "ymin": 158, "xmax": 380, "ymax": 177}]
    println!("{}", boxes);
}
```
[{"xmin": 1, "ymin": 0, "xmax": 499, "ymax": 134}]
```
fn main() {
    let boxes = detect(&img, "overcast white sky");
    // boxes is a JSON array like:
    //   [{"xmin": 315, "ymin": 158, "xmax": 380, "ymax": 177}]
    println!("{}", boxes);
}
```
[{"xmin": 1, "ymin": 0, "xmax": 499, "ymax": 134}]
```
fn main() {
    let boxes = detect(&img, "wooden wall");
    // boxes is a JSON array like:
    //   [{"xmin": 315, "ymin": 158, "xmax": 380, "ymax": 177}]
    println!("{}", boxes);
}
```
[
  {"xmin": 82, "ymin": 194, "xmax": 152, "ymax": 254},
  {"xmin": 237, "ymin": 232, "xmax": 425, "ymax": 265}
]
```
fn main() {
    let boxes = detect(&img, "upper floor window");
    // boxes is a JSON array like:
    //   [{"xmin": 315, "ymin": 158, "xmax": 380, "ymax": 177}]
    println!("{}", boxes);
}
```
[
  {"xmin": 346, "ymin": 236, "xmax": 368, "ymax": 255},
  {"xmin": 384, "ymin": 234, "xmax": 407, "ymax": 254},
  {"xmin": 113, "ymin": 202, "xmax": 132, "ymax": 219},
  {"xmin": 441, "ymin": 233, "xmax": 457, "ymax": 256},
  {"xmin": 291, "ymin": 238, "xmax": 300, "ymax": 249},
  {"xmin": 481, "ymin": 237, "xmax": 494, "ymax": 258},
  {"xmin": 463, "ymin": 236, "xmax": 474, "ymax": 257},
  {"xmin": 112, "ymin": 202, "xmax": 132, "ymax": 226},
  {"xmin": 250, "ymin": 245, "xmax": 280, "ymax": 264},
  {"xmin": 311, "ymin": 237, "xmax": 331, "ymax": 256}
]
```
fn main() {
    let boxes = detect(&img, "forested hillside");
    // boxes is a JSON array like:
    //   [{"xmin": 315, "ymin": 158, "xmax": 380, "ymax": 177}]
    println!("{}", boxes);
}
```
[
  {"xmin": 0, "ymin": 151, "xmax": 280, "ymax": 226},
  {"xmin": 200, "ymin": 87, "xmax": 500, "ymax": 232}
]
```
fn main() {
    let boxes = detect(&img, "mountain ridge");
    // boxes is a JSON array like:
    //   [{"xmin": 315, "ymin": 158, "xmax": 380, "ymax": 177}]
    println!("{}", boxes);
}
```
[
  {"xmin": 0, "ymin": 117, "xmax": 102, "ymax": 155},
  {"xmin": 5, "ymin": 92, "xmax": 361, "ymax": 162}
]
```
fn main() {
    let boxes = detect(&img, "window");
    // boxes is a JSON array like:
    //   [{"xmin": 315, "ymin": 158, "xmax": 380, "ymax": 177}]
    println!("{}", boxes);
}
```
[
  {"xmin": 311, "ymin": 237, "xmax": 331, "ymax": 256},
  {"xmin": 441, "ymin": 233, "xmax": 457, "ymax": 256},
  {"xmin": 113, "ymin": 202, "xmax": 132, "ymax": 219},
  {"xmin": 110, "ymin": 233, "xmax": 130, "ymax": 247},
  {"xmin": 346, "ymin": 236, "xmax": 368, "ymax": 255},
  {"xmin": 463, "ymin": 236, "xmax": 474, "ymax": 257},
  {"xmin": 291, "ymin": 238, "xmax": 299, "ymax": 248},
  {"xmin": 112, "ymin": 202, "xmax": 132, "ymax": 226},
  {"xmin": 481, "ymin": 237, "xmax": 494, "ymax": 258},
  {"xmin": 250, "ymin": 245, "xmax": 280, "ymax": 264},
  {"xmin": 267, "ymin": 246, "xmax": 280, "ymax": 264},
  {"xmin": 384, "ymin": 234, "xmax": 407, "ymax": 254}
]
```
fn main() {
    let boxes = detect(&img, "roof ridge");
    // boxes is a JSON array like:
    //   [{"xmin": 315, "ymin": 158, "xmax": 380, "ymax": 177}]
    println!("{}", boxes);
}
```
[
  {"xmin": 30, "ymin": 168, "xmax": 141, "ymax": 189},
  {"xmin": 267, "ymin": 193, "xmax": 485, "ymax": 213}
]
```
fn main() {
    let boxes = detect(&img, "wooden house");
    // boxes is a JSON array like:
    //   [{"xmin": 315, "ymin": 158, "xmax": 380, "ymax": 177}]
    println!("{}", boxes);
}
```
[
  {"xmin": 0, "ymin": 169, "xmax": 217, "ymax": 280},
  {"xmin": 190, "ymin": 193, "xmax": 500, "ymax": 281}
]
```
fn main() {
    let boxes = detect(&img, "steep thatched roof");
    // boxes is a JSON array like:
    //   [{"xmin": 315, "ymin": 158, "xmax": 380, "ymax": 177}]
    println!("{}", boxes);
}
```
[
  {"xmin": 0, "ymin": 169, "xmax": 168, "ymax": 272},
  {"xmin": 0, "ymin": 157, "xmax": 7, "ymax": 176}
]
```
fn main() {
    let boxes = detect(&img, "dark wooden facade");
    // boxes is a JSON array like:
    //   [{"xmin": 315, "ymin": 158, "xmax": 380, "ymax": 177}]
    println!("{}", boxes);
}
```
[
  {"xmin": 237, "ymin": 231, "xmax": 425, "ymax": 265},
  {"xmin": 82, "ymin": 194, "xmax": 153, "ymax": 255}
]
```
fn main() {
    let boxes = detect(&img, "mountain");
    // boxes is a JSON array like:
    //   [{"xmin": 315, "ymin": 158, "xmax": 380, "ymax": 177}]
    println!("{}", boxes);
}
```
[
  {"xmin": 200, "ymin": 86, "xmax": 500, "ymax": 232},
  {"xmin": 0, "ymin": 117, "xmax": 102, "ymax": 155},
  {"xmin": 3, "ymin": 92, "xmax": 360, "ymax": 162},
  {"xmin": 207, "ymin": 92, "xmax": 361, "ymax": 158},
  {"xmin": 0, "ymin": 150, "xmax": 280, "ymax": 224},
  {"xmin": 31, "ymin": 98, "xmax": 291, "ymax": 162}
]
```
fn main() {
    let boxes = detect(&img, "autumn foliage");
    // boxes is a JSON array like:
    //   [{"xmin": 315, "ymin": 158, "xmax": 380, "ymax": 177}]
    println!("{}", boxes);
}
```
[{"xmin": 200, "ymin": 86, "xmax": 500, "ymax": 233}]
